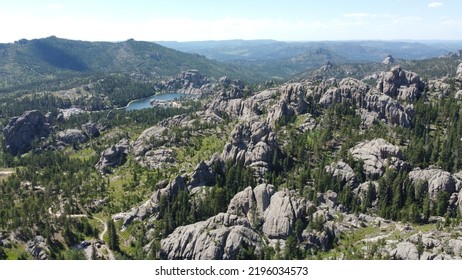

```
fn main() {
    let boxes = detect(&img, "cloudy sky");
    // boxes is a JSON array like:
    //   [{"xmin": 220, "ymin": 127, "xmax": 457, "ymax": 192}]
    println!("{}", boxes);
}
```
[{"xmin": 0, "ymin": 0, "xmax": 461, "ymax": 42}]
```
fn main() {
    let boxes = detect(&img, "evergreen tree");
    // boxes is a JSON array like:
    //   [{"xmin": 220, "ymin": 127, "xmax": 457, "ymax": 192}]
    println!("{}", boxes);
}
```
[{"xmin": 107, "ymin": 219, "xmax": 119, "ymax": 251}]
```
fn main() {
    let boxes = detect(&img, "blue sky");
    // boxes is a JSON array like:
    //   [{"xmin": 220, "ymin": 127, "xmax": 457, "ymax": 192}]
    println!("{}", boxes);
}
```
[{"xmin": 0, "ymin": 0, "xmax": 461, "ymax": 42}]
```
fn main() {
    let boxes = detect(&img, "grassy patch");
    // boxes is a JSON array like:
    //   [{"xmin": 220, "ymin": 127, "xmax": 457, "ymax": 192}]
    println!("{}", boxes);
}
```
[
  {"xmin": 5, "ymin": 244, "xmax": 31, "ymax": 260},
  {"xmin": 0, "ymin": 168, "xmax": 15, "ymax": 182},
  {"xmin": 175, "ymin": 133, "xmax": 227, "ymax": 173},
  {"xmin": 69, "ymin": 147, "xmax": 96, "ymax": 160}
]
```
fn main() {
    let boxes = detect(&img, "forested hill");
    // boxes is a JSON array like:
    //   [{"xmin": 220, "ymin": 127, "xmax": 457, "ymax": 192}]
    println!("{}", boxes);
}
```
[{"xmin": 0, "ymin": 36, "xmax": 250, "ymax": 91}]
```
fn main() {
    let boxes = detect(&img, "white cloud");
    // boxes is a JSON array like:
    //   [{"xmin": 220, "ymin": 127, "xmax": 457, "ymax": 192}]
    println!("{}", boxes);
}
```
[{"xmin": 428, "ymin": 2, "xmax": 443, "ymax": 8}]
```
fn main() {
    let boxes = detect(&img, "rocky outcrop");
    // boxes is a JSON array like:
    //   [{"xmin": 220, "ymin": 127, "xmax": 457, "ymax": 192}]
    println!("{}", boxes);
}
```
[
  {"xmin": 390, "ymin": 242, "xmax": 419, "ymax": 260},
  {"xmin": 326, "ymin": 161, "xmax": 358, "ymax": 187},
  {"xmin": 56, "ymin": 129, "xmax": 89, "ymax": 145},
  {"xmin": 216, "ymin": 76, "xmax": 245, "ymax": 100},
  {"xmin": 159, "ymin": 70, "xmax": 210, "ymax": 95},
  {"xmin": 376, "ymin": 66, "xmax": 425, "ymax": 101},
  {"xmin": 459, "ymin": 189, "xmax": 462, "ymax": 216},
  {"xmin": 81, "ymin": 122, "xmax": 100, "ymax": 138},
  {"xmin": 188, "ymin": 160, "xmax": 216, "ymax": 188},
  {"xmin": 159, "ymin": 110, "xmax": 224, "ymax": 129},
  {"xmin": 113, "ymin": 159, "xmax": 217, "ymax": 228},
  {"xmin": 95, "ymin": 139, "xmax": 130, "ymax": 173},
  {"xmin": 349, "ymin": 138, "xmax": 404, "ymax": 178},
  {"xmin": 221, "ymin": 121, "xmax": 278, "ymax": 179},
  {"xmin": 267, "ymin": 83, "xmax": 308, "ymax": 126},
  {"xmin": 382, "ymin": 231, "xmax": 462, "ymax": 260},
  {"xmin": 382, "ymin": 55, "xmax": 394, "ymax": 65},
  {"xmin": 442, "ymin": 50, "xmax": 462, "ymax": 58},
  {"xmin": 262, "ymin": 189, "xmax": 306, "ymax": 239},
  {"xmin": 160, "ymin": 213, "xmax": 262, "ymax": 260},
  {"xmin": 3, "ymin": 110, "xmax": 51, "ymax": 155},
  {"xmin": 356, "ymin": 108, "xmax": 378, "ymax": 128},
  {"xmin": 207, "ymin": 85, "xmax": 276, "ymax": 122},
  {"xmin": 26, "ymin": 236, "xmax": 49, "ymax": 260},
  {"xmin": 318, "ymin": 78, "xmax": 369, "ymax": 107},
  {"xmin": 457, "ymin": 63, "xmax": 462, "ymax": 81},
  {"xmin": 159, "ymin": 184, "xmax": 320, "ymax": 259},
  {"xmin": 131, "ymin": 126, "xmax": 169, "ymax": 168},
  {"xmin": 133, "ymin": 111, "xmax": 224, "ymax": 169},
  {"xmin": 408, "ymin": 168, "xmax": 457, "ymax": 201},
  {"xmin": 113, "ymin": 174, "xmax": 187, "ymax": 228},
  {"xmin": 315, "ymin": 78, "xmax": 413, "ymax": 127},
  {"xmin": 427, "ymin": 79, "xmax": 451, "ymax": 99},
  {"xmin": 362, "ymin": 90, "xmax": 414, "ymax": 127},
  {"xmin": 141, "ymin": 148, "xmax": 175, "ymax": 169}
]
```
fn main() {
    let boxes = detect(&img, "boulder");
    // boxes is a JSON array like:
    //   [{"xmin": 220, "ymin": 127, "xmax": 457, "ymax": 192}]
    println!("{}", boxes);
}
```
[
  {"xmin": 159, "ymin": 184, "xmax": 313, "ymax": 259},
  {"xmin": 81, "ymin": 122, "xmax": 100, "ymax": 138},
  {"xmin": 56, "ymin": 129, "xmax": 89, "ymax": 145},
  {"xmin": 349, "ymin": 138, "xmax": 403, "ymax": 178},
  {"xmin": 227, "ymin": 187, "xmax": 255, "ymax": 219},
  {"xmin": 408, "ymin": 168, "xmax": 456, "ymax": 201},
  {"xmin": 132, "ymin": 126, "xmax": 172, "ymax": 169},
  {"xmin": 95, "ymin": 139, "xmax": 130, "ymax": 173},
  {"xmin": 442, "ymin": 50, "xmax": 462, "ymax": 58},
  {"xmin": 325, "ymin": 161, "xmax": 358, "ymax": 187},
  {"xmin": 3, "ymin": 110, "xmax": 51, "ymax": 155},
  {"xmin": 390, "ymin": 242, "xmax": 419, "ymax": 260}
]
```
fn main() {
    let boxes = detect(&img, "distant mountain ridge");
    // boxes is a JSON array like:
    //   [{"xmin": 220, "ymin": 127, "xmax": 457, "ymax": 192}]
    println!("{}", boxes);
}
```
[
  {"xmin": 2, "ymin": 37, "xmax": 462, "ymax": 93},
  {"xmin": 157, "ymin": 39, "xmax": 461, "ymax": 62},
  {"xmin": 156, "ymin": 39, "xmax": 462, "ymax": 81},
  {"xmin": 0, "ymin": 36, "xmax": 247, "ymax": 91}
]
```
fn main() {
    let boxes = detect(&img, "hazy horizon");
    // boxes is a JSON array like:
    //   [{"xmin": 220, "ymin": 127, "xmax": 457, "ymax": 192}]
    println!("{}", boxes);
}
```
[{"xmin": 1, "ymin": 0, "xmax": 462, "ymax": 43}]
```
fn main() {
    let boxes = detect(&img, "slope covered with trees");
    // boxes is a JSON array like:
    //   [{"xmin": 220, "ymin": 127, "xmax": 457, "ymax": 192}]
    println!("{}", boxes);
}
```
[{"xmin": 1, "ymin": 39, "xmax": 462, "ymax": 260}]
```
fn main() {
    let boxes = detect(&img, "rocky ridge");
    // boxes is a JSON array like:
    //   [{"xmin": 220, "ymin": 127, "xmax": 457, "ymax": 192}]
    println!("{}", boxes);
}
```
[
  {"xmin": 157, "ymin": 70, "xmax": 211, "ymax": 95},
  {"xmin": 3, "ymin": 110, "xmax": 51, "ymax": 155},
  {"xmin": 111, "ymin": 65, "xmax": 462, "ymax": 260},
  {"xmin": 95, "ymin": 139, "xmax": 130, "ymax": 173}
]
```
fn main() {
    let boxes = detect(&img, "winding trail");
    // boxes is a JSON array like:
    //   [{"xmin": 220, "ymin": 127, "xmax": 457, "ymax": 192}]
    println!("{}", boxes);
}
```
[
  {"xmin": 48, "ymin": 206, "xmax": 114, "ymax": 260},
  {"xmin": 93, "ymin": 216, "xmax": 108, "ymax": 241},
  {"xmin": 93, "ymin": 216, "xmax": 115, "ymax": 260}
]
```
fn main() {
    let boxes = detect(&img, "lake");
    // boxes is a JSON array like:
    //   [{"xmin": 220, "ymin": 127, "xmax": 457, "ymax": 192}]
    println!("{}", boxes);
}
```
[{"xmin": 125, "ymin": 93, "xmax": 187, "ymax": 111}]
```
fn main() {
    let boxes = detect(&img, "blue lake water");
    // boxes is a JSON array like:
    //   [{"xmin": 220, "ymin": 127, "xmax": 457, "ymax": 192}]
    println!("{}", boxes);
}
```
[{"xmin": 126, "ymin": 93, "xmax": 187, "ymax": 111}]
